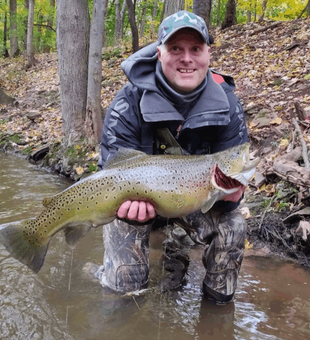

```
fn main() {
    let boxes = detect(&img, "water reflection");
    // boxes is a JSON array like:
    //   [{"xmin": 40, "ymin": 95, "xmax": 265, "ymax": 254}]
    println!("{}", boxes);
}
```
[{"xmin": 1, "ymin": 152, "xmax": 310, "ymax": 340}]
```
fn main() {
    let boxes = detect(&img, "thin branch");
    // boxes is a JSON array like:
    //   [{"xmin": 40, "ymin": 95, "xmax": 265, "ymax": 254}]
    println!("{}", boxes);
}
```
[
  {"xmin": 298, "ymin": 0, "xmax": 310, "ymax": 19},
  {"xmin": 292, "ymin": 118, "xmax": 310, "ymax": 168},
  {"xmin": 249, "ymin": 22, "xmax": 281, "ymax": 36},
  {"xmin": 33, "ymin": 24, "xmax": 56, "ymax": 32}
]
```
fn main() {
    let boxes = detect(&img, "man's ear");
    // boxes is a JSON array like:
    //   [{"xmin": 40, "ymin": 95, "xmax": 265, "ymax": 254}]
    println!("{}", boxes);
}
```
[{"xmin": 157, "ymin": 46, "xmax": 162, "ymax": 61}]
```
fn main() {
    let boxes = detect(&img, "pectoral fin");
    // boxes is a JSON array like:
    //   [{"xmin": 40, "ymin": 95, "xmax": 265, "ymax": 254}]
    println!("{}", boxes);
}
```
[{"xmin": 201, "ymin": 195, "xmax": 221, "ymax": 214}]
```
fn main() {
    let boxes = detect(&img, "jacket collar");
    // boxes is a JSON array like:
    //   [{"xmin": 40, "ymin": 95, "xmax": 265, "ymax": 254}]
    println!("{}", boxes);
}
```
[{"xmin": 140, "ymin": 70, "xmax": 231, "ymax": 127}]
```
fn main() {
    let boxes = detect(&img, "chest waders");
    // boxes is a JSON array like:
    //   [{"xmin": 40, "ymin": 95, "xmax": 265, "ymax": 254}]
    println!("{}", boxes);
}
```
[{"xmin": 97, "ymin": 128, "xmax": 247, "ymax": 303}]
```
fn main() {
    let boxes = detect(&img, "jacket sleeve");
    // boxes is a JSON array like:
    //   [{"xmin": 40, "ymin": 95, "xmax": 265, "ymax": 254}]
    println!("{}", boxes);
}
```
[
  {"xmin": 211, "ymin": 92, "xmax": 248, "ymax": 154},
  {"xmin": 99, "ymin": 84, "xmax": 143, "ymax": 168}
]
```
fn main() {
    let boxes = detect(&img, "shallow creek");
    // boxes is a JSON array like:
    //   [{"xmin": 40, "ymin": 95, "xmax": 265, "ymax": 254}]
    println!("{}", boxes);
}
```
[{"xmin": 0, "ymin": 152, "xmax": 309, "ymax": 340}]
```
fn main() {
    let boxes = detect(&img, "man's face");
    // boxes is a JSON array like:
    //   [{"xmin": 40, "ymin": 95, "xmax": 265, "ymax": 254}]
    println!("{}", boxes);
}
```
[{"xmin": 157, "ymin": 29, "xmax": 210, "ymax": 94}]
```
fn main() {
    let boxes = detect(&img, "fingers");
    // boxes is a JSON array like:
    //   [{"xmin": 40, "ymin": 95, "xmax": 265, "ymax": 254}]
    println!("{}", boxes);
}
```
[
  {"xmin": 117, "ymin": 200, "xmax": 156, "ymax": 222},
  {"xmin": 146, "ymin": 202, "xmax": 156, "ymax": 219},
  {"xmin": 117, "ymin": 200, "xmax": 132, "ymax": 219}
]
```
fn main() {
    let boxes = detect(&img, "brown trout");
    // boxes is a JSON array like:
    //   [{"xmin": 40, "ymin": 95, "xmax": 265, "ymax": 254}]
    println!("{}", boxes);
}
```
[{"xmin": 0, "ymin": 143, "xmax": 259, "ymax": 273}]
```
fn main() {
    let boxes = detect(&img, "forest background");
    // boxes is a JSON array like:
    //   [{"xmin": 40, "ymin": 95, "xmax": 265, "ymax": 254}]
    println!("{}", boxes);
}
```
[
  {"xmin": 1, "ymin": 0, "xmax": 310, "ymax": 262},
  {"xmin": 1, "ymin": 0, "xmax": 309, "ymax": 151}
]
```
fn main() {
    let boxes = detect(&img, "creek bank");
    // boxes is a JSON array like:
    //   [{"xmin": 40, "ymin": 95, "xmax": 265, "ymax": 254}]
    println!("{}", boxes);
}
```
[
  {"xmin": 1, "ymin": 133, "xmax": 310, "ymax": 269},
  {"xmin": 1, "ymin": 18, "xmax": 310, "ymax": 268},
  {"xmin": 0, "ymin": 132, "xmax": 100, "ymax": 182}
]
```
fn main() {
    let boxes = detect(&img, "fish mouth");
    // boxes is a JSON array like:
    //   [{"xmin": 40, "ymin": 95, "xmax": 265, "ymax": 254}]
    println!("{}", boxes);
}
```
[{"xmin": 213, "ymin": 165, "xmax": 244, "ymax": 192}]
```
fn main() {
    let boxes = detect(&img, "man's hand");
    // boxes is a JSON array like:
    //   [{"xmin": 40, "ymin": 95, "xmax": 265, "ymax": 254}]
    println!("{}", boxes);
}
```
[
  {"xmin": 117, "ymin": 200, "xmax": 156, "ymax": 222},
  {"xmin": 222, "ymin": 186, "xmax": 246, "ymax": 202}
]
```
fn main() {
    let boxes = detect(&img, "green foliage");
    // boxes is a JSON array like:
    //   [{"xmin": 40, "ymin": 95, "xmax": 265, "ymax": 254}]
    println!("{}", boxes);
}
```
[
  {"xmin": 88, "ymin": 162, "xmax": 98, "ymax": 172},
  {"xmin": 237, "ymin": 0, "xmax": 308, "ymax": 22},
  {"xmin": 0, "ymin": 0, "xmax": 57, "ymax": 55}
]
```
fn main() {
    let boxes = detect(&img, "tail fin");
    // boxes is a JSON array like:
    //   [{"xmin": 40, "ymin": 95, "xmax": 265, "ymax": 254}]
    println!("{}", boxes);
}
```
[{"xmin": 0, "ymin": 220, "xmax": 49, "ymax": 273}]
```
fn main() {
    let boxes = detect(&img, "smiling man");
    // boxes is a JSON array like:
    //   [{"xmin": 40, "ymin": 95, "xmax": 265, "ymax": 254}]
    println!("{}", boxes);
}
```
[{"xmin": 97, "ymin": 11, "xmax": 249, "ymax": 304}]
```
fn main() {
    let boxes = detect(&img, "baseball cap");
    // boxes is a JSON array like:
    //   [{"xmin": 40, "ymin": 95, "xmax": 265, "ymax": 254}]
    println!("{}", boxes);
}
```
[{"xmin": 158, "ymin": 10, "xmax": 210, "ymax": 45}]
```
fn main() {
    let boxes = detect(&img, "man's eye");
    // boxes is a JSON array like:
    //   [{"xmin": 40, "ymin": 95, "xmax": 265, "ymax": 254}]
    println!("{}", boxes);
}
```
[
  {"xmin": 171, "ymin": 46, "xmax": 179, "ymax": 51},
  {"xmin": 192, "ymin": 47, "xmax": 201, "ymax": 52}
]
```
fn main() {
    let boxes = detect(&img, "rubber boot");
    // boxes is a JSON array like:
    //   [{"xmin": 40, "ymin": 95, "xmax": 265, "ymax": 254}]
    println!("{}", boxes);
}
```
[{"xmin": 97, "ymin": 219, "xmax": 152, "ymax": 293}]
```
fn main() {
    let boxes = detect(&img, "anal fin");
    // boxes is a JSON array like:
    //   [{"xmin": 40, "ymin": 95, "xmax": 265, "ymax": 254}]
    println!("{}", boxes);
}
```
[{"xmin": 64, "ymin": 224, "xmax": 92, "ymax": 248}]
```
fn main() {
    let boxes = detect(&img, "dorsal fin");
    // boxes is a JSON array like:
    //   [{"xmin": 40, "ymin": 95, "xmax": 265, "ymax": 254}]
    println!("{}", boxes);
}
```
[{"xmin": 104, "ymin": 148, "xmax": 147, "ymax": 169}]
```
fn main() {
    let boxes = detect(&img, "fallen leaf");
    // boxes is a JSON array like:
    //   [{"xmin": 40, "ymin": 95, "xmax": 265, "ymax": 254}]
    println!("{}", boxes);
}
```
[
  {"xmin": 245, "ymin": 239, "xmax": 253, "ymax": 250},
  {"xmin": 270, "ymin": 117, "xmax": 282, "ymax": 125},
  {"xmin": 241, "ymin": 206, "xmax": 251, "ymax": 219},
  {"xmin": 75, "ymin": 166, "xmax": 84, "ymax": 175}
]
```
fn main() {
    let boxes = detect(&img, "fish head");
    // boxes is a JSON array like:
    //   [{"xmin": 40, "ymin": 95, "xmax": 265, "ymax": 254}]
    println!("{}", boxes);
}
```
[{"xmin": 211, "ymin": 143, "xmax": 260, "ymax": 194}]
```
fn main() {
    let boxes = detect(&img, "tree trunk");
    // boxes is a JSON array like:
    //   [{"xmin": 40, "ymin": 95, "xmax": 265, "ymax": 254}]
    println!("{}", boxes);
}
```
[
  {"xmin": 43, "ymin": 0, "xmax": 56, "ymax": 52},
  {"xmin": 164, "ymin": 0, "xmax": 184, "ymax": 17},
  {"xmin": 10, "ymin": 0, "xmax": 19, "ymax": 56},
  {"xmin": 139, "ymin": 5, "xmax": 146, "ymax": 37},
  {"xmin": 114, "ymin": 0, "xmax": 121, "ymax": 45},
  {"xmin": 3, "ymin": 0, "xmax": 9, "ymax": 58},
  {"xmin": 120, "ymin": 0, "xmax": 127, "ymax": 40},
  {"xmin": 150, "ymin": 0, "xmax": 158, "ymax": 39},
  {"xmin": 221, "ymin": 0, "xmax": 237, "ymax": 29},
  {"xmin": 26, "ymin": 0, "xmax": 35, "ymax": 68},
  {"xmin": 85, "ymin": 0, "xmax": 106, "ymax": 144},
  {"xmin": 56, "ymin": 0, "xmax": 90, "ymax": 147},
  {"xmin": 258, "ymin": 0, "xmax": 268, "ymax": 22},
  {"xmin": 102, "ymin": 0, "xmax": 108, "ymax": 47},
  {"xmin": 126, "ymin": 0, "xmax": 139, "ymax": 52},
  {"xmin": 216, "ymin": 0, "xmax": 221, "ymax": 26},
  {"xmin": 247, "ymin": 10, "xmax": 251, "ymax": 23},
  {"xmin": 193, "ymin": 0, "xmax": 212, "ymax": 29}
]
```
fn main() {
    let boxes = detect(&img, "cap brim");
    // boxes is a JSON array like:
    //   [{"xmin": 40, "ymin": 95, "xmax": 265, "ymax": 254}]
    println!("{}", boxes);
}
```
[{"xmin": 160, "ymin": 26, "xmax": 207, "ymax": 45}]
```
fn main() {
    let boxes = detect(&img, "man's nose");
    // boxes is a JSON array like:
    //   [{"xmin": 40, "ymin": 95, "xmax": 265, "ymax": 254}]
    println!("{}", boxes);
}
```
[{"xmin": 180, "ymin": 49, "xmax": 192, "ymax": 63}]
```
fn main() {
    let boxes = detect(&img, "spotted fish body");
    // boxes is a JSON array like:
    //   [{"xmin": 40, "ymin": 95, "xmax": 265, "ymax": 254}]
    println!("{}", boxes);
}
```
[{"xmin": 0, "ymin": 143, "xmax": 259, "ymax": 273}]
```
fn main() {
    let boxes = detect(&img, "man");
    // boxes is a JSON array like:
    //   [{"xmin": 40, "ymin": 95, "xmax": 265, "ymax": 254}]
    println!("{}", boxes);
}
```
[{"xmin": 97, "ymin": 10, "xmax": 248, "ymax": 304}]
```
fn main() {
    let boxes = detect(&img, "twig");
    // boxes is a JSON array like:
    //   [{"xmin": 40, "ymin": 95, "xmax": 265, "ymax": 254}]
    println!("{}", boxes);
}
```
[
  {"xmin": 249, "ymin": 22, "xmax": 281, "ymax": 36},
  {"xmin": 298, "ymin": 0, "xmax": 310, "ymax": 19},
  {"xmin": 294, "ymin": 102, "xmax": 307, "ymax": 121},
  {"xmin": 292, "ymin": 118, "xmax": 310, "ymax": 168}
]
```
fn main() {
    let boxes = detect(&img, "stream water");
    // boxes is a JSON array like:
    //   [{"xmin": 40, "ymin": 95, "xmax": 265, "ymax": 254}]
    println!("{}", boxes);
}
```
[{"xmin": 0, "ymin": 152, "xmax": 310, "ymax": 340}]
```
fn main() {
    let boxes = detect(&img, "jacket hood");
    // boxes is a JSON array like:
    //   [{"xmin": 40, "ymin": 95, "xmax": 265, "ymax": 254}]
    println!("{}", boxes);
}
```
[
  {"xmin": 121, "ymin": 42, "xmax": 160, "ymax": 93},
  {"xmin": 121, "ymin": 42, "xmax": 236, "ymax": 93}
]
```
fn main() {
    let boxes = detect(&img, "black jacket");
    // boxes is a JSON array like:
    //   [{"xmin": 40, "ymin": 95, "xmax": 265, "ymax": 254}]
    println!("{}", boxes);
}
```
[{"xmin": 100, "ymin": 42, "xmax": 248, "ymax": 212}]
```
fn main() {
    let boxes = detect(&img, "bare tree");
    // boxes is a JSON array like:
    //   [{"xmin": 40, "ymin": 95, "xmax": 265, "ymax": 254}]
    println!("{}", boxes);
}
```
[
  {"xmin": 139, "ymin": 4, "xmax": 147, "ymax": 37},
  {"xmin": 221, "ymin": 0, "xmax": 237, "ymax": 29},
  {"xmin": 216, "ymin": 0, "xmax": 221, "ymax": 26},
  {"xmin": 150, "ymin": 0, "xmax": 158, "ymax": 38},
  {"xmin": 56, "ymin": 0, "xmax": 90, "ymax": 147},
  {"xmin": 120, "ymin": 0, "xmax": 127, "ymax": 40},
  {"xmin": 126, "ymin": 0, "xmax": 139, "ymax": 52},
  {"xmin": 114, "ymin": 0, "xmax": 121, "ymax": 44},
  {"xmin": 44, "ymin": 0, "xmax": 56, "ymax": 52},
  {"xmin": 26, "ymin": 0, "xmax": 35, "ymax": 68},
  {"xmin": 9, "ymin": 0, "xmax": 19, "ymax": 56},
  {"xmin": 193, "ymin": 0, "xmax": 212, "ymax": 29},
  {"xmin": 85, "ymin": 0, "xmax": 107, "ymax": 144},
  {"xmin": 163, "ymin": 0, "xmax": 184, "ymax": 17},
  {"xmin": 298, "ymin": 0, "xmax": 310, "ymax": 18},
  {"xmin": 3, "ymin": 0, "xmax": 9, "ymax": 57}
]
